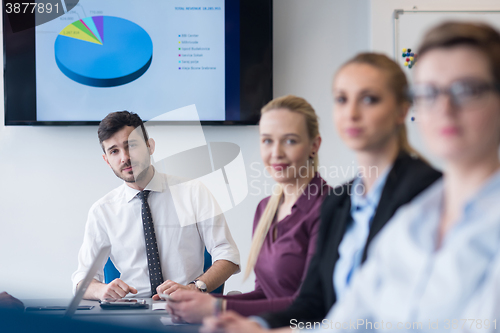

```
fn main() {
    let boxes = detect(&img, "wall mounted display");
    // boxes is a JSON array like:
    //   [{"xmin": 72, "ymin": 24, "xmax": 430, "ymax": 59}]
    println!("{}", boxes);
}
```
[{"xmin": 4, "ymin": 0, "xmax": 273, "ymax": 125}]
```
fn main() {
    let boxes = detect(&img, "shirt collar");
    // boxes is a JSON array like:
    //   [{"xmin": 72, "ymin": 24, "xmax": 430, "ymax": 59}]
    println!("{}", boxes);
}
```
[
  {"xmin": 351, "ymin": 164, "xmax": 392, "ymax": 211},
  {"xmin": 293, "ymin": 172, "xmax": 327, "ymax": 213},
  {"xmin": 461, "ymin": 167, "xmax": 500, "ymax": 221},
  {"xmin": 410, "ymin": 167, "xmax": 500, "ymax": 248},
  {"xmin": 124, "ymin": 167, "xmax": 164, "ymax": 203}
]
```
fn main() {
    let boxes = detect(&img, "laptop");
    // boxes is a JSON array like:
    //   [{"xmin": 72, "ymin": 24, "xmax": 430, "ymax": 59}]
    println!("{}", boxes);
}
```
[
  {"xmin": 64, "ymin": 246, "xmax": 111, "ymax": 318},
  {"xmin": 25, "ymin": 246, "xmax": 110, "ymax": 318}
]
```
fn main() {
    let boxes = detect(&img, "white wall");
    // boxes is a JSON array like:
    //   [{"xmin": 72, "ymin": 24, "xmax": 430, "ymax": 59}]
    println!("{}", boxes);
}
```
[
  {"xmin": 371, "ymin": 0, "xmax": 500, "ymax": 54},
  {"xmin": 370, "ymin": 0, "xmax": 500, "ymax": 166},
  {"xmin": 0, "ymin": 0, "xmax": 370, "ymax": 298}
]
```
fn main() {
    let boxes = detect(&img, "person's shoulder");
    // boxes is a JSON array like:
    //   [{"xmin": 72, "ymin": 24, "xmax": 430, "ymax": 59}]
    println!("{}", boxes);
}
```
[
  {"xmin": 89, "ymin": 184, "xmax": 127, "ymax": 213},
  {"xmin": 163, "ymin": 173, "xmax": 206, "ymax": 191},
  {"xmin": 162, "ymin": 172, "xmax": 188, "ymax": 183},
  {"xmin": 390, "ymin": 154, "xmax": 442, "ymax": 199},
  {"xmin": 257, "ymin": 195, "xmax": 272, "ymax": 208},
  {"xmin": 323, "ymin": 179, "xmax": 353, "ymax": 204},
  {"xmin": 395, "ymin": 153, "xmax": 442, "ymax": 179},
  {"xmin": 379, "ymin": 178, "xmax": 443, "ymax": 239},
  {"xmin": 371, "ymin": 180, "xmax": 442, "ymax": 240},
  {"xmin": 162, "ymin": 173, "xmax": 221, "ymax": 217},
  {"xmin": 406, "ymin": 177, "xmax": 444, "ymax": 209},
  {"xmin": 319, "ymin": 180, "xmax": 353, "ymax": 224},
  {"xmin": 253, "ymin": 196, "xmax": 272, "ymax": 219},
  {"xmin": 310, "ymin": 174, "xmax": 332, "ymax": 198}
]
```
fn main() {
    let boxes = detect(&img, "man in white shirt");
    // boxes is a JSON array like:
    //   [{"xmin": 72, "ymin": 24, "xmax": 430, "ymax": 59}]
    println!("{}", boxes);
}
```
[{"xmin": 72, "ymin": 111, "xmax": 240, "ymax": 300}]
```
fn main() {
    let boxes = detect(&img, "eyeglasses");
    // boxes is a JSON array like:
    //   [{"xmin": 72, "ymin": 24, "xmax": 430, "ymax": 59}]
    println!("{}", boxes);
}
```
[{"xmin": 410, "ymin": 79, "xmax": 500, "ymax": 109}]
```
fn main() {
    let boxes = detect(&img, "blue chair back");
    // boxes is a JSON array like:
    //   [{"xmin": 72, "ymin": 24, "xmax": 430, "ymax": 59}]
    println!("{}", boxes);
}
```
[
  {"xmin": 103, "ymin": 248, "xmax": 224, "ymax": 294},
  {"xmin": 104, "ymin": 258, "xmax": 120, "ymax": 284}
]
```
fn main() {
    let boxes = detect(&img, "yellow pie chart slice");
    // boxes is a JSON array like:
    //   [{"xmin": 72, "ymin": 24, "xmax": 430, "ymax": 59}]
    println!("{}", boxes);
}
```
[{"xmin": 60, "ymin": 23, "xmax": 102, "ymax": 45}]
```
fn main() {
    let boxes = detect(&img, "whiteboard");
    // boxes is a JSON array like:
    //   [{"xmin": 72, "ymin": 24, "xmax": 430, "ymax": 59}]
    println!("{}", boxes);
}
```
[
  {"xmin": 393, "ymin": 10, "xmax": 500, "ymax": 169},
  {"xmin": 394, "ymin": 10, "xmax": 500, "ymax": 81}
]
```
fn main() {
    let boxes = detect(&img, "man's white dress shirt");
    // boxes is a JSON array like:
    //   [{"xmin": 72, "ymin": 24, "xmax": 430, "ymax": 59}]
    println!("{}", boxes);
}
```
[
  {"xmin": 318, "ymin": 169, "xmax": 500, "ymax": 332},
  {"xmin": 72, "ymin": 170, "xmax": 240, "ymax": 297}
]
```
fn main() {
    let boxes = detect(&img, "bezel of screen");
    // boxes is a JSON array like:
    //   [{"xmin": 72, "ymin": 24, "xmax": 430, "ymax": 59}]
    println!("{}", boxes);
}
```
[{"xmin": 3, "ymin": 0, "xmax": 272, "ymax": 125}]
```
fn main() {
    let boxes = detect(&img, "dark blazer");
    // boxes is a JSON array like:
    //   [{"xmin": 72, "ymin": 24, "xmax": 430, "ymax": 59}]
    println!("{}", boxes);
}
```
[{"xmin": 260, "ymin": 152, "xmax": 442, "ymax": 328}]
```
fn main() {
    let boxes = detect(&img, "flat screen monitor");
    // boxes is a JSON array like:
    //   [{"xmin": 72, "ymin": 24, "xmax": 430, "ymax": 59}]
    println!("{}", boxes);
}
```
[{"xmin": 3, "ymin": 0, "xmax": 272, "ymax": 125}]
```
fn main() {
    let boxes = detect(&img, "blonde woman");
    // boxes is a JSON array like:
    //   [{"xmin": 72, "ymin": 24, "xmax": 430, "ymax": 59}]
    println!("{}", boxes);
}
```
[
  {"xmin": 200, "ymin": 52, "xmax": 442, "ymax": 333},
  {"xmin": 165, "ymin": 95, "xmax": 329, "ymax": 323}
]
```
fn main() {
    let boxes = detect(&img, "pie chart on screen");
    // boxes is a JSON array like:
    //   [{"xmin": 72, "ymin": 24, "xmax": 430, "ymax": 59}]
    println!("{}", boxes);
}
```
[{"xmin": 54, "ymin": 16, "xmax": 153, "ymax": 87}]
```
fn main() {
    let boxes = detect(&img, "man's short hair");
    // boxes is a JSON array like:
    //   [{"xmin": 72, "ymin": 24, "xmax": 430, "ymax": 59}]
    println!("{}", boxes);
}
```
[{"xmin": 98, "ymin": 111, "xmax": 149, "ymax": 152}]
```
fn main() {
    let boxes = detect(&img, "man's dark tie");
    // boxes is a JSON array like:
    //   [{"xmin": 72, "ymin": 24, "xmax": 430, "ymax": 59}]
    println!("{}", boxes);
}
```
[{"xmin": 137, "ymin": 190, "xmax": 164, "ymax": 296}]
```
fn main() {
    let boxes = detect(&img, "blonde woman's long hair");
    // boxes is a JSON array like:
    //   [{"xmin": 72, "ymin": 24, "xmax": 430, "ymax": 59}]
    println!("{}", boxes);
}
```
[{"xmin": 244, "ymin": 95, "xmax": 320, "ymax": 280}]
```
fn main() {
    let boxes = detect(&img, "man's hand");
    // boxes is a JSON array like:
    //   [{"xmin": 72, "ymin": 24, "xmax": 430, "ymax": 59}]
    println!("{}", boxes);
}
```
[
  {"xmin": 98, "ymin": 278, "xmax": 138, "ymax": 300},
  {"xmin": 152, "ymin": 280, "xmax": 197, "ymax": 300},
  {"xmin": 165, "ymin": 289, "xmax": 216, "ymax": 323},
  {"xmin": 82, "ymin": 278, "xmax": 138, "ymax": 300},
  {"xmin": 0, "ymin": 292, "xmax": 24, "ymax": 310}
]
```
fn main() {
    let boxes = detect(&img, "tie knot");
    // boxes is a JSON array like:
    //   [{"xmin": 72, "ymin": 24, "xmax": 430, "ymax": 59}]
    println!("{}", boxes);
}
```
[{"xmin": 138, "ymin": 190, "xmax": 151, "ymax": 202}]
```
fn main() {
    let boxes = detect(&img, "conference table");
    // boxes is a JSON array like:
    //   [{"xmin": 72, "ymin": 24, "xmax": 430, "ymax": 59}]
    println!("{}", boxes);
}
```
[{"xmin": 19, "ymin": 298, "xmax": 200, "ymax": 332}]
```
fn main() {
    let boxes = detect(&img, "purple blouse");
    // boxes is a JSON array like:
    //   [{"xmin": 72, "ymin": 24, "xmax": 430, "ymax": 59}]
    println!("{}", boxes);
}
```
[{"xmin": 223, "ymin": 174, "xmax": 329, "ymax": 316}]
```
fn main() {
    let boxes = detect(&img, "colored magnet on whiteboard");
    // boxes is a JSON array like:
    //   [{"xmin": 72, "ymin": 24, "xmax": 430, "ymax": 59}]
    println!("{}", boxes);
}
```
[
  {"xmin": 408, "ymin": 48, "xmax": 412, "ymax": 52},
  {"xmin": 404, "ymin": 62, "xmax": 408, "ymax": 66},
  {"xmin": 403, "ymin": 48, "xmax": 407, "ymax": 52},
  {"xmin": 402, "ymin": 53, "xmax": 406, "ymax": 57},
  {"xmin": 411, "ymin": 117, "xmax": 415, "ymax": 121},
  {"xmin": 410, "ymin": 57, "xmax": 414, "ymax": 61},
  {"xmin": 408, "ymin": 64, "xmax": 412, "ymax": 69},
  {"xmin": 410, "ymin": 52, "xmax": 414, "ymax": 56},
  {"xmin": 406, "ymin": 57, "xmax": 410, "ymax": 62}
]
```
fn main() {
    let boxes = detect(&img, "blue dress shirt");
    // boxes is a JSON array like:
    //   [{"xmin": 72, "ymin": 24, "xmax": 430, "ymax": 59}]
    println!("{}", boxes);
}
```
[
  {"xmin": 333, "ymin": 167, "xmax": 390, "ymax": 301},
  {"xmin": 322, "ymin": 169, "xmax": 500, "ymax": 331}
]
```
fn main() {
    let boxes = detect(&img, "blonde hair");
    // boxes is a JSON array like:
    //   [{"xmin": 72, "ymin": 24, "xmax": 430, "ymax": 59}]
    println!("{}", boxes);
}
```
[
  {"xmin": 338, "ymin": 53, "xmax": 421, "ymax": 158},
  {"xmin": 244, "ymin": 95, "xmax": 320, "ymax": 280}
]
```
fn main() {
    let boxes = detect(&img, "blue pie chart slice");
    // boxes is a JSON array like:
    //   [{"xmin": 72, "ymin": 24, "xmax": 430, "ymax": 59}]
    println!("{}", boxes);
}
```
[{"xmin": 54, "ymin": 16, "xmax": 153, "ymax": 87}]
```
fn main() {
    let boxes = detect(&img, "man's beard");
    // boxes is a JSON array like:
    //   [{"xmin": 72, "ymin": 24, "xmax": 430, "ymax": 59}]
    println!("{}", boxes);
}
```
[{"xmin": 113, "ymin": 162, "xmax": 150, "ymax": 183}]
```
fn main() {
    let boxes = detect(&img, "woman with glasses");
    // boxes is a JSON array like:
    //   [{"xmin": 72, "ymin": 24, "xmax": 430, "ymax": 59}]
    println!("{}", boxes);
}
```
[
  {"xmin": 210, "ymin": 21, "xmax": 500, "ymax": 333},
  {"xmin": 199, "ymin": 52, "xmax": 442, "ymax": 333},
  {"xmin": 319, "ymin": 21, "xmax": 500, "ymax": 329}
]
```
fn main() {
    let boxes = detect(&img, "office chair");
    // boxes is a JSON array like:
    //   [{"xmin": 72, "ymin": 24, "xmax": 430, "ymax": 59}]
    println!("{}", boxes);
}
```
[
  {"xmin": 203, "ymin": 249, "xmax": 224, "ymax": 294},
  {"xmin": 103, "ymin": 248, "xmax": 224, "ymax": 294},
  {"xmin": 103, "ymin": 258, "xmax": 120, "ymax": 284}
]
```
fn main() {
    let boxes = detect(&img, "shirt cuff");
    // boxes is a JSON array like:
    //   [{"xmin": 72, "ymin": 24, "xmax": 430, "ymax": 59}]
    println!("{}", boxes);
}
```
[
  {"xmin": 72, "ymin": 273, "xmax": 87, "ymax": 295},
  {"xmin": 249, "ymin": 316, "xmax": 271, "ymax": 329},
  {"xmin": 71, "ymin": 271, "xmax": 103, "ymax": 295},
  {"xmin": 212, "ymin": 256, "xmax": 241, "ymax": 274}
]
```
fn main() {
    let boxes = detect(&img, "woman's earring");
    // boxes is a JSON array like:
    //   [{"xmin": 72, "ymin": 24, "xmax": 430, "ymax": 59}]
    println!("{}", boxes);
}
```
[{"xmin": 309, "ymin": 154, "xmax": 315, "ymax": 167}]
